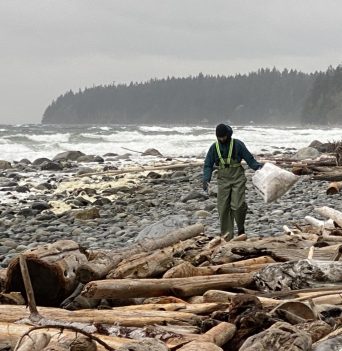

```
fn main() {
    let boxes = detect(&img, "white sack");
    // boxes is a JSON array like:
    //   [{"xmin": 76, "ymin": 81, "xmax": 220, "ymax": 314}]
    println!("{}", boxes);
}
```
[{"xmin": 252, "ymin": 162, "xmax": 299, "ymax": 203}]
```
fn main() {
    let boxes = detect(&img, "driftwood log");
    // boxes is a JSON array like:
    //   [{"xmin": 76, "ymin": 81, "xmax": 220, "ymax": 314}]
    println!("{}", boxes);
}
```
[
  {"xmin": 0, "ymin": 304, "xmax": 204, "ymax": 327},
  {"xmin": 315, "ymin": 206, "xmax": 342, "ymax": 228},
  {"xmin": 326, "ymin": 181, "xmax": 342, "ymax": 195},
  {"xmin": 162, "ymin": 256, "xmax": 275, "ymax": 278},
  {"xmin": 77, "ymin": 223, "xmax": 204, "ymax": 283},
  {"xmin": 81, "ymin": 273, "xmax": 254, "ymax": 299},
  {"xmin": 255, "ymin": 259, "xmax": 342, "ymax": 292},
  {"xmin": 5, "ymin": 240, "xmax": 88, "ymax": 306}
]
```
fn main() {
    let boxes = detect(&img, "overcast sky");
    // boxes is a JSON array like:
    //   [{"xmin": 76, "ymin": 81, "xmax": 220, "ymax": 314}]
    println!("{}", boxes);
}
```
[{"xmin": 1, "ymin": 0, "xmax": 342, "ymax": 124}]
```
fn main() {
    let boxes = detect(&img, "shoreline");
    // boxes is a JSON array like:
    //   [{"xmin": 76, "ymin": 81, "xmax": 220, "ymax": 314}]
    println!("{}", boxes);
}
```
[{"xmin": 0, "ymin": 147, "xmax": 340, "ymax": 269}]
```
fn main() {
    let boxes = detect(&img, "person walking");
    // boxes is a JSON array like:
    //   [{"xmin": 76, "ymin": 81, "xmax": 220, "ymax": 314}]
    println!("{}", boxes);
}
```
[{"xmin": 203, "ymin": 124, "xmax": 262, "ymax": 239}]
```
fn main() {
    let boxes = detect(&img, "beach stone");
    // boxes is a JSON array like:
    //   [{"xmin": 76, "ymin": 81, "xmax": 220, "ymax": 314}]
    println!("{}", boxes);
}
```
[
  {"xmin": 33, "ymin": 157, "xmax": 51, "ymax": 165},
  {"xmin": 19, "ymin": 158, "xmax": 31, "ymax": 164},
  {"xmin": 240, "ymin": 322, "xmax": 312, "ymax": 351},
  {"xmin": 147, "ymin": 171, "xmax": 161, "ymax": 179},
  {"xmin": 294, "ymin": 147, "xmax": 320, "ymax": 160},
  {"xmin": 115, "ymin": 153, "xmax": 131, "ymax": 160},
  {"xmin": 77, "ymin": 155, "xmax": 97, "ymax": 162},
  {"xmin": 135, "ymin": 215, "xmax": 190, "ymax": 241},
  {"xmin": 15, "ymin": 185, "xmax": 30, "ymax": 193},
  {"xmin": 181, "ymin": 190, "xmax": 208, "ymax": 202},
  {"xmin": 77, "ymin": 167, "xmax": 95, "ymax": 175},
  {"xmin": 309, "ymin": 140, "xmax": 331, "ymax": 153},
  {"xmin": 1, "ymin": 240, "xmax": 17, "ymax": 249},
  {"xmin": 142, "ymin": 148, "xmax": 163, "ymax": 157},
  {"xmin": 73, "ymin": 207, "xmax": 100, "ymax": 220},
  {"xmin": 18, "ymin": 208, "xmax": 34, "ymax": 217},
  {"xmin": 53, "ymin": 150, "xmax": 85, "ymax": 161},
  {"xmin": 0, "ymin": 246, "xmax": 9, "ymax": 254},
  {"xmin": 0, "ymin": 160, "xmax": 12, "ymax": 170},
  {"xmin": 16, "ymin": 244, "xmax": 28, "ymax": 252},
  {"xmin": 194, "ymin": 210, "xmax": 211, "ymax": 218},
  {"xmin": 31, "ymin": 201, "xmax": 50, "ymax": 211},
  {"xmin": 40, "ymin": 161, "xmax": 63, "ymax": 171},
  {"xmin": 171, "ymin": 171, "xmax": 187, "ymax": 178},
  {"xmin": 35, "ymin": 182, "xmax": 53, "ymax": 190}
]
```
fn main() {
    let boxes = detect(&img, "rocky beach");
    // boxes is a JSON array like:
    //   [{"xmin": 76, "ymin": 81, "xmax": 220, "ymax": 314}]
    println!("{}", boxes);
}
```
[{"xmin": 0, "ymin": 143, "xmax": 340, "ymax": 268}]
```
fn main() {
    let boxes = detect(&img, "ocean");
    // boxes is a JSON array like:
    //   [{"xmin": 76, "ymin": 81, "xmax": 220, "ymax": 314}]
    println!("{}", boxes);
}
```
[{"xmin": 0, "ymin": 124, "xmax": 341, "ymax": 162}]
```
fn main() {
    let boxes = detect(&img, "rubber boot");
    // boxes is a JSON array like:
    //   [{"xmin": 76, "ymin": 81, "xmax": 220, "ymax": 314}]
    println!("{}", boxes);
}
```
[{"xmin": 233, "ymin": 202, "xmax": 248, "ymax": 235}]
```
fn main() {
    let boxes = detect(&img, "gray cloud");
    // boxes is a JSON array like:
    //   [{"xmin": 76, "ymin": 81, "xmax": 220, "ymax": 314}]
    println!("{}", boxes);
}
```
[{"xmin": 1, "ymin": 0, "xmax": 342, "ymax": 123}]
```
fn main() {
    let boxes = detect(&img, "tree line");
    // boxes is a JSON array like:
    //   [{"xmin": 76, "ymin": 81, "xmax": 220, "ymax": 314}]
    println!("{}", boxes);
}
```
[{"xmin": 41, "ymin": 66, "xmax": 341, "ymax": 125}]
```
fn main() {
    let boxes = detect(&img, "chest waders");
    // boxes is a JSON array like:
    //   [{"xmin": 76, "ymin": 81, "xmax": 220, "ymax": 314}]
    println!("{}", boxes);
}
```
[{"xmin": 216, "ymin": 139, "xmax": 247, "ymax": 239}]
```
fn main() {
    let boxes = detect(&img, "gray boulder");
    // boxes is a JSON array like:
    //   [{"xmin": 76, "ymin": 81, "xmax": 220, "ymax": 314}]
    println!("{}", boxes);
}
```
[
  {"xmin": 294, "ymin": 147, "xmax": 320, "ymax": 160},
  {"xmin": 142, "ymin": 148, "xmax": 163, "ymax": 157},
  {"xmin": 53, "ymin": 150, "xmax": 85, "ymax": 161},
  {"xmin": 0, "ymin": 160, "xmax": 12, "ymax": 170},
  {"xmin": 135, "ymin": 215, "xmax": 190, "ymax": 242}
]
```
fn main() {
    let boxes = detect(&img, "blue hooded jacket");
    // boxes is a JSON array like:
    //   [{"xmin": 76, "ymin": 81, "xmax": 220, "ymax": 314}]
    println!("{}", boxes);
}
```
[{"xmin": 203, "ymin": 130, "xmax": 262, "ymax": 183}]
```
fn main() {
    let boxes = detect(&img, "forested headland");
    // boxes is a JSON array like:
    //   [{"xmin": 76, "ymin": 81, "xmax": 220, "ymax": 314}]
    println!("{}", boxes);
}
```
[{"xmin": 42, "ymin": 65, "xmax": 342, "ymax": 125}]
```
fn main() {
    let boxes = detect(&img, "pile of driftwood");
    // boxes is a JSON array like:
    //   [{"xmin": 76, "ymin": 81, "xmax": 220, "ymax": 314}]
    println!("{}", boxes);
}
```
[{"xmin": 2, "ymin": 207, "xmax": 342, "ymax": 350}]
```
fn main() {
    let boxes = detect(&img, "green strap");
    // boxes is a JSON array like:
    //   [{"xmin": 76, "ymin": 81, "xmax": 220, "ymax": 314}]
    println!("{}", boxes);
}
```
[{"xmin": 215, "ymin": 139, "xmax": 240, "ymax": 168}]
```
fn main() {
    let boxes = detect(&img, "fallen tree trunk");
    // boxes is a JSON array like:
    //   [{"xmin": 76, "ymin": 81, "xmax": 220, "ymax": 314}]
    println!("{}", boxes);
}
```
[
  {"xmin": 77, "ymin": 223, "xmax": 204, "ymax": 283},
  {"xmin": 111, "ymin": 302, "xmax": 229, "ymax": 315},
  {"xmin": 0, "ymin": 305, "xmax": 204, "ymax": 327},
  {"xmin": 5, "ymin": 240, "xmax": 88, "ymax": 306},
  {"xmin": 312, "ymin": 172, "xmax": 342, "ymax": 181},
  {"xmin": 81, "ymin": 273, "xmax": 254, "ymax": 299},
  {"xmin": 163, "ymin": 256, "xmax": 275, "ymax": 278}
]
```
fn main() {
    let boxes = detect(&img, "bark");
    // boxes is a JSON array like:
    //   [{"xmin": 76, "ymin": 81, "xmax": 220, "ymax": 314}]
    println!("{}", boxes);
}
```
[
  {"xmin": 0, "ymin": 305, "xmax": 204, "ymax": 327},
  {"xmin": 81, "ymin": 273, "xmax": 253, "ymax": 299},
  {"xmin": 5, "ymin": 240, "xmax": 88, "ymax": 307},
  {"xmin": 77, "ymin": 224, "xmax": 204, "ymax": 283}
]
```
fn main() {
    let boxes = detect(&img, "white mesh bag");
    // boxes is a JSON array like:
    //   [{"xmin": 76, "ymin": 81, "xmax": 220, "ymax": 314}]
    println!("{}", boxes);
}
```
[{"xmin": 252, "ymin": 162, "xmax": 299, "ymax": 203}]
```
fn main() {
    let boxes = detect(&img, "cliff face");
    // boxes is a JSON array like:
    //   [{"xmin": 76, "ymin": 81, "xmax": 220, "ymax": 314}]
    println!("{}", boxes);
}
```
[{"xmin": 42, "ymin": 69, "xmax": 316, "ymax": 125}]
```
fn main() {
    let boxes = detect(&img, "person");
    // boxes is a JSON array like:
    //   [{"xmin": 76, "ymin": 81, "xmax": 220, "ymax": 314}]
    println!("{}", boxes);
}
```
[{"xmin": 203, "ymin": 124, "xmax": 263, "ymax": 239}]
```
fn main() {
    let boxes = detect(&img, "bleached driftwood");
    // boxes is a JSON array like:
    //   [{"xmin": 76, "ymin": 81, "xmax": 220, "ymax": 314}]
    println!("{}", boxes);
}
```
[
  {"xmin": 81, "ymin": 273, "xmax": 253, "ymax": 299},
  {"xmin": 315, "ymin": 206, "xmax": 342, "ymax": 227},
  {"xmin": 77, "ymin": 223, "xmax": 204, "ymax": 283}
]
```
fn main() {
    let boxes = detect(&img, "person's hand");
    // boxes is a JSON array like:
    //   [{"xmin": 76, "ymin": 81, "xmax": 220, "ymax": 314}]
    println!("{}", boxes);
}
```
[{"xmin": 202, "ymin": 181, "xmax": 209, "ymax": 191}]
